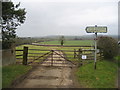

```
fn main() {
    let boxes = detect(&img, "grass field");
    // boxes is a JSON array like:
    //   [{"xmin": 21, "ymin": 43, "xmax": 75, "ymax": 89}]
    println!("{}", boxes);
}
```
[
  {"xmin": 16, "ymin": 42, "xmax": 94, "ymax": 63},
  {"xmin": 40, "ymin": 40, "xmax": 94, "ymax": 46},
  {"xmin": 2, "ymin": 65, "xmax": 32, "ymax": 88},
  {"xmin": 39, "ymin": 40, "xmax": 95, "ymax": 61}
]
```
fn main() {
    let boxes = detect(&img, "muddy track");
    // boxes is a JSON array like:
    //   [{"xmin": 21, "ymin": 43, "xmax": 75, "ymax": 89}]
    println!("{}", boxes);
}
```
[
  {"xmin": 15, "ymin": 66, "xmax": 74, "ymax": 88},
  {"xmin": 14, "ymin": 50, "xmax": 78, "ymax": 88}
]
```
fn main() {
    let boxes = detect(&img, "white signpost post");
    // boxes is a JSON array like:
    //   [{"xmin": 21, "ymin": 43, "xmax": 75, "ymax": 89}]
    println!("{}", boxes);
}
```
[{"xmin": 85, "ymin": 25, "xmax": 107, "ymax": 69}]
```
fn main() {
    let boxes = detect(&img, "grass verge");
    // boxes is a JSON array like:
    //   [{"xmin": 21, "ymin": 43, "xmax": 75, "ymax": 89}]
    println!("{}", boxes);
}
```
[
  {"xmin": 76, "ymin": 60, "xmax": 117, "ymax": 88},
  {"xmin": 2, "ymin": 64, "xmax": 32, "ymax": 88},
  {"xmin": 114, "ymin": 55, "xmax": 120, "ymax": 68}
]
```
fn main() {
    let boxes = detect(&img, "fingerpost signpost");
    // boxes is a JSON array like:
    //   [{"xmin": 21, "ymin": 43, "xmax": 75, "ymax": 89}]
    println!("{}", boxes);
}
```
[{"xmin": 85, "ymin": 25, "xmax": 107, "ymax": 69}]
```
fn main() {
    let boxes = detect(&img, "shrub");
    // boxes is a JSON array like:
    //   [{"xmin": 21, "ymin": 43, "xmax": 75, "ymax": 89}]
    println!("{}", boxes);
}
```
[{"xmin": 97, "ymin": 36, "xmax": 119, "ymax": 59}]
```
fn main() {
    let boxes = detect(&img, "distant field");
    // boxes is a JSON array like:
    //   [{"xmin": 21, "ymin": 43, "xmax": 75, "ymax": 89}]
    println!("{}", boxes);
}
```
[
  {"xmin": 16, "ymin": 45, "xmax": 80, "ymax": 62},
  {"xmin": 16, "ymin": 40, "xmax": 95, "ymax": 63},
  {"xmin": 39, "ymin": 40, "xmax": 94, "ymax": 46}
]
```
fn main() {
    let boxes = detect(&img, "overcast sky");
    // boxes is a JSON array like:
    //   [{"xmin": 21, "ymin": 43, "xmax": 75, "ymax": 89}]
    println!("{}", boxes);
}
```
[{"xmin": 12, "ymin": 0, "xmax": 119, "ymax": 37}]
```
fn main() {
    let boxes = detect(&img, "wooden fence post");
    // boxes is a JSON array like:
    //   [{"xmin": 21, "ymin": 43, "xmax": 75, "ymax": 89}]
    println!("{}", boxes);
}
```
[
  {"xmin": 23, "ymin": 46, "xmax": 28, "ymax": 65},
  {"xmin": 74, "ymin": 49, "xmax": 76, "ymax": 58},
  {"xmin": 51, "ymin": 50, "xmax": 54, "ymax": 66},
  {"xmin": 78, "ymin": 49, "xmax": 82, "ymax": 66}
]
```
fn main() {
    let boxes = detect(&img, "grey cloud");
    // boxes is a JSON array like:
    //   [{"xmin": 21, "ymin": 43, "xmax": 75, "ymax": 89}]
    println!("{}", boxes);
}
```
[{"xmin": 14, "ymin": 1, "xmax": 118, "ymax": 37}]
